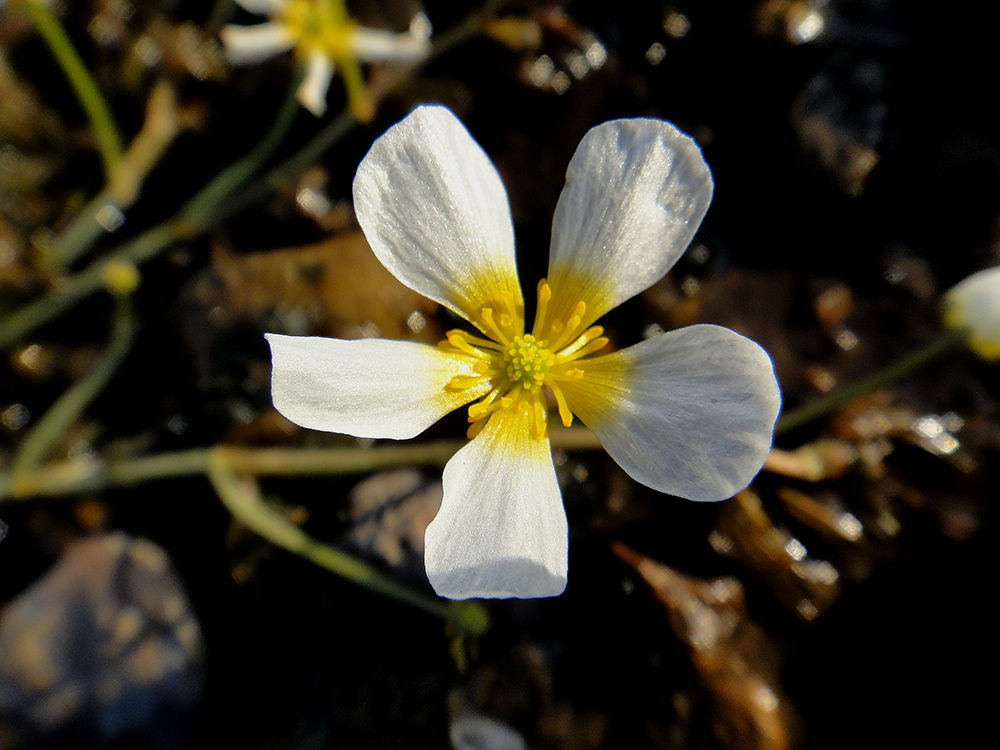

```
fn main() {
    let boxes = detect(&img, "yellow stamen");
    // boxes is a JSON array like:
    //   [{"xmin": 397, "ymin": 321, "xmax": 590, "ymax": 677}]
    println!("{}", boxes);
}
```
[
  {"xmin": 531, "ymin": 393, "xmax": 547, "ymax": 438},
  {"xmin": 446, "ymin": 375, "xmax": 486, "ymax": 391},
  {"xmin": 445, "ymin": 329, "xmax": 502, "ymax": 351},
  {"xmin": 532, "ymin": 279, "xmax": 552, "ymax": 338},
  {"xmin": 549, "ymin": 382, "xmax": 574, "ymax": 427},
  {"xmin": 550, "ymin": 301, "xmax": 587, "ymax": 350}
]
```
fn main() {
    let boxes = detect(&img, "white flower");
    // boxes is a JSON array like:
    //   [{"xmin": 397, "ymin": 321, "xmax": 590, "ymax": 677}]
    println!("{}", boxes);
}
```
[
  {"xmin": 267, "ymin": 106, "xmax": 782, "ymax": 599},
  {"xmin": 220, "ymin": 0, "xmax": 430, "ymax": 118},
  {"xmin": 943, "ymin": 266, "xmax": 1000, "ymax": 360}
]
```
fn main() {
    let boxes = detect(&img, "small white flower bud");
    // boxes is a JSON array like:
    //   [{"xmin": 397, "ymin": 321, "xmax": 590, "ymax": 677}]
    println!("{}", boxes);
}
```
[{"xmin": 943, "ymin": 266, "xmax": 1000, "ymax": 361}]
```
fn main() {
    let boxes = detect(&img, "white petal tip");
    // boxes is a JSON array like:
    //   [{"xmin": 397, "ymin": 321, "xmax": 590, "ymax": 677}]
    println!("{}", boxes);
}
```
[{"xmin": 428, "ymin": 559, "xmax": 567, "ymax": 600}]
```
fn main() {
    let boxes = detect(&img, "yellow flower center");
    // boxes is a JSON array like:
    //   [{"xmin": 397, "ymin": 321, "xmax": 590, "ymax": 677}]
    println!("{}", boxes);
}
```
[
  {"xmin": 441, "ymin": 280, "xmax": 609, "ymax": 440},
  {"xmin": 504, "ymin": 335, "xmax": 555, "ymax": 389},
  {"xmin": 279, "ymin": 0, "xmax": 355, "ymax": 58}
]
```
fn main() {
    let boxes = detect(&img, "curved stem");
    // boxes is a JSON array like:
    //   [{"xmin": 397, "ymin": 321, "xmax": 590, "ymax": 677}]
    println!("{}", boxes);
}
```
[
  {"xmin": 9, "ymin": 294, "xmax": 136, "ymax": 481},
  {"xmin": 20, "ymin": 0, "xmax": 124, "ymax": 179},
  {"xmin": 775, "ymin": 329, "xmax": 968, "ymax": 435},
  {"xmin": 206, "ymin": 455, "xmax": 468, "ymax": 622}
]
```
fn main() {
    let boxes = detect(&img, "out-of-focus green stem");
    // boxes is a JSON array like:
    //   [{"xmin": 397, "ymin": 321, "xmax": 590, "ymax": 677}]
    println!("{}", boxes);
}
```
[
  {"xmin": 20, "ymin": 0, "xmax": 124, "ymax": 179},
  {"xmin": 46, "ymin": 81, "xmax": 183, "ymax": 268},
  {"xmin": 8, "ymin": 294, "xmax": 137, "ymax": 482},
  {"xmin": 775, "ymin": 329, "xmax": 968, "ymax": 435},
  {"xmin": 0, "ymin": 5, "xmax": 497, "ymax": 350},
  {"xmin": 0, "ymin": 224, "xmax": 176, "ymax": 349},
  {"xmin": 176, "ymin": 72, "xmax": 303, "ymax": 230},
  {"xmin": 207, "ymin": 456, "xmax": 471, "ymax": 624},
  {"xmin": 0, "ymin": 84, "xmax": 300, "ymax": 349},
  {"xmin": 0, "ymin": 426, "xmax": 603, "ymax": 501}
]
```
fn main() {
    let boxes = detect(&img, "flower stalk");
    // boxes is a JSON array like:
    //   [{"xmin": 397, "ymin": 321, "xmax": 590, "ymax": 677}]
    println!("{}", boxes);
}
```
[
  {"xmin": 206, "ymin": 454, "xmax": 488, "ymax": 633},
  {"xmin": 774, "ymin": 328, "xmax": 968, "ymax": 435}
]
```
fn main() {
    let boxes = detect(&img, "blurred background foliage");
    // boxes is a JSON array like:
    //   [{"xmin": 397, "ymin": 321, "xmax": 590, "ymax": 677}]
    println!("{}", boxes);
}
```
[{"xmin": 0, "ymin": 1, "xmax": 997, "ymax": 749}]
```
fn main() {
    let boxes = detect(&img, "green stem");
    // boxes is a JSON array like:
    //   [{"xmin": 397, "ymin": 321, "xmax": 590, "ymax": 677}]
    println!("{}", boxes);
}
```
[
  {"xmin": 177, "ymin": 76, "xmax": 302, "ymax": 230},
  {"xmin": 0, "ymin": 84, "xmax": 300, "ymax": 350},
  {"xmin": 0, "ymin": 6, "xmax": 496, "ymax": 350},
  {"xmin": 206, "ymin": 455, "xmax": 486, "ymax": 632},
  {"xmin": 0, "ymin": 224, "xmax": 176, "ymax": 349},
  {"xmin": 21, "ymin": 0, "xmax": 124, "ymax": 179},
  {"xmin": 46, "ymin": 81, "xmax": 183, "ymax": 268},
  {"xmin": 775, "ymin": 329, "xmax": 968, "ymax": 435},
  {"xmin": 9, "ymin": 294, "xmax": 136, "ymax": 479}
]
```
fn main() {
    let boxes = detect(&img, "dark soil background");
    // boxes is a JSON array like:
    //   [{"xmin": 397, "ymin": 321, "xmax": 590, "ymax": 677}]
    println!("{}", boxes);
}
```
[{"xmin": 1, "ymin": 1, "xmax": 997, "ymax": 749}]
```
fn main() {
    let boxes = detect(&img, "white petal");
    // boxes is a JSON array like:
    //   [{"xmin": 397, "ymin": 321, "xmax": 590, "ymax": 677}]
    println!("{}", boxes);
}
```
[
  {"xmin": 232, "ymin": 0, "xmax": 285, "ymax": 16},
  {"xmin": 266, "ymin": 334, "xmax": 490, "ymax": 440},
  {"xmin": 351, "ymin": 27, "xmax": 430, "ymax": 62},
  {"xmin": 561, "ymin": 325, "xmax": 781, "ymax": 502},
  {"xmin": 425, "ymin": 405, "xmax": 568, "ymax": 599},
  {"xmin": 220, "ymin": 23, "xmax": 294, "ymax": 65},
  {"xmin": 353, "ymin": 106, "xmax": 523, "ymax": 331},
  {"xmin": 544, "ymin": 119, "xmax": 713, "ymax": 331},
  {"xmin": 297, "ymin": 51, "xmax": 334, "ymax": 116},
  {"xmin": 451, "ymin": 713, "xmax": 527, "ymax": 750}
]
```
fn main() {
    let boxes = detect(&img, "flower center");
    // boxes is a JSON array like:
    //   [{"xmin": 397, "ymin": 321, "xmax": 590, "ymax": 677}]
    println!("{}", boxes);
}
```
[
  {"xmin": 504, "ymin": 335, "xmax": 555, "ymax": 390},
  {"xmin": 441, "ymin": 280, "xmax": 609, "ymax": 440},
  {"xmin": 280, "ymin": 0, "xmax": 354, "ymax": 57}
]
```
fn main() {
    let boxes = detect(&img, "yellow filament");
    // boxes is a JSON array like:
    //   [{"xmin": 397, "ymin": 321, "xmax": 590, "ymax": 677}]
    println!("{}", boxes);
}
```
[
  {"xmin": 446, "ymin": 375, "xmax": 485, "ymax": 391},
  {"xmin": 480, "ymin": 308, "xmax": 510, "ymax": 345},
  {"xmin": 549, "ymin": 382, "xmax": 574, "ymax": 427},
  {"xmin": 446, "ymin": 329, "xmax": 502, "ymax": 351}
]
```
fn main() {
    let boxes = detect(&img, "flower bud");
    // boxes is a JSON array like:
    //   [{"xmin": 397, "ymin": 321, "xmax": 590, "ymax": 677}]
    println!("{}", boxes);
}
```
[{"xmin": 943, "ymin": 266, "xmax": 1000, "ymax": 361}]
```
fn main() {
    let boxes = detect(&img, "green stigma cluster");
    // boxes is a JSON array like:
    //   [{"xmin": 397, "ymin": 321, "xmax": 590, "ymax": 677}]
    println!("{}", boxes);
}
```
[{"xmin": 503, "ymin": 335, "xmax": 555, "ymax": 389}]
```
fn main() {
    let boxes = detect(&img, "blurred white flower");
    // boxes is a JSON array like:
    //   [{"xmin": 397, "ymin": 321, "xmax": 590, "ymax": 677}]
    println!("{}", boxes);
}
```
[
  {"xmin": 221, "ymin": 0, "xmax": 430, "ymax": 118},
  {"xmin": 943, "ymin": 266, "xmax": 1000, "ymax": 361},
  {"xmin": 267, "ymin": 106, "xmax": 782, "ymax": 599}
]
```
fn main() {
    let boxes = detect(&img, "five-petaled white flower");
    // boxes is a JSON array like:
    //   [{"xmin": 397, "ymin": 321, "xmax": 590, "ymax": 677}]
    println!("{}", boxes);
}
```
[
  {"xmin": 221, "ymin": 0, "xmax": 430, "ymax": 118},
  {"xmin": 266, "ymin": 106, "xmax": 782, "ymax": 599}
]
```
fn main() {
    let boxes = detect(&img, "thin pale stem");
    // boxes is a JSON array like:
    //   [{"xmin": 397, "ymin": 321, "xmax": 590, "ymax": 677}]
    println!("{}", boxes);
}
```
[
  {"xmin": 206, "ymin": 456, "xmax": 468, "ymax": 623},
  {"xmin": 0, "ymin": 426, "xmax": 602, "ymax": 501},
  {"xmin": 20, "ymin": 0, "xmax": 124, "ymax": 179},
  {"xmin": 775, "ymin": 329, "xmax": 968, "ymax": 435}
]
